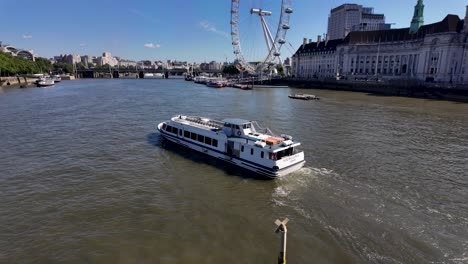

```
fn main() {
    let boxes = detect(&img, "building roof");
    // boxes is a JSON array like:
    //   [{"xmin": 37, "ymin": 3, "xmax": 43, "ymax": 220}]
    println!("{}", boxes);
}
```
[
  {"xmin": 343, "ymin": 14, "xmax": 462, "ymax": 44},
  {"xmin": 294, "ymin": 39, "xmax": 344, "ymax": 54},
  {"xmin": 361, "ymin": 13, "xmax": 384, "ymax": 19}
]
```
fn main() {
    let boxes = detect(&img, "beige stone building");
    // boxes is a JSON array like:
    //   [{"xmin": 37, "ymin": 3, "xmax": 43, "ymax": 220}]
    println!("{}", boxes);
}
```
[{"xmin": 293, "ymin": 1, "xmax": 468, "ymax": 85}]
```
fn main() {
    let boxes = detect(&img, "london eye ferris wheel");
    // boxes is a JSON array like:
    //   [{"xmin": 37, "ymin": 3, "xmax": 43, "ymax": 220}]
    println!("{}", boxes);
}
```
[{"xmin": 230, "ymin": 0, "xmax": 293, "ymax": 75}]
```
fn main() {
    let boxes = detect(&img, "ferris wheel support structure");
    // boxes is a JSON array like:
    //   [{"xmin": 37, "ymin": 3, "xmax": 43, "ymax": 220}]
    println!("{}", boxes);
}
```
[{"xmin": 231, "ymin": 0, "xmax": 293, "ymax": 75}]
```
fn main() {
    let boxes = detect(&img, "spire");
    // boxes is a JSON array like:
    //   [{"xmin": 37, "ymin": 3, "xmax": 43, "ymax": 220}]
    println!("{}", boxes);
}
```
[
  {"xmin": 409, "ymin": 0, "xmax": 424, "ymax": 33},
  {"xmin": 463, "ymin": 5, "xmax": 468, "ymax": 32}
]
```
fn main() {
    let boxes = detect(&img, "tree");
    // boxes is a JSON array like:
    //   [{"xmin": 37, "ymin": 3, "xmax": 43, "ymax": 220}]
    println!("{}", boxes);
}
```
[
  {"xmin": 276, "ymin": 65, "xmax": 284, "ymax": 76},
  {"xmin": 223, "ymin": 65, "xmax": 240, "ymax": 75},
  {"xmin": 53, "ymin": 62, "xmax": 74, "ymax": 74},
  {"xmin": 0, "ymin": 52, "xmax": 53, "ymax": 75}
]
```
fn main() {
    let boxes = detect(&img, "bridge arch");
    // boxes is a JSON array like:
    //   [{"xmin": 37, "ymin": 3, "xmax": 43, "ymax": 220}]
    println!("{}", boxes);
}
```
[{"xmin": 16, "ymin": 50, "xmax": 35, "ymax": 61}]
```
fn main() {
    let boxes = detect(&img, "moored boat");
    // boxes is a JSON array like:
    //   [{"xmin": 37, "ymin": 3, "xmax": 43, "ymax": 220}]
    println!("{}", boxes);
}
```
[
  {"xmin": 233, "ymin": 83, "xmax": 252, "ymax": 90},
  {"xmin": 288, "ymin": 94, "xmax": 320, "ymax": 100},
  {"xmin": 194, "ymin": 76, "xmax": 208, "ymax": 84},
  {"xmin": 157, "ymin": 115, "xmax": 305, "ymax": 178},
  {"xmin": 206, "ymin": 80, "xmax": 225, "ymax": 88},
  {"xmin": 52, "ymin": 75, "xmax": 61, "ymax": 83},
  {"xmin": 144, "ymin": 73, "xmax": 165, "ymax": 79},
  {"xmin": 36, "ymin": 77, "xmax": 55, "ymax": 87}
]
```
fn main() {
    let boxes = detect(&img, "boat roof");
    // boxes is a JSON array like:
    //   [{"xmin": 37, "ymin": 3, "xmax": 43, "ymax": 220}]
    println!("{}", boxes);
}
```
[{"xmin": 222, "ymin": 118, "xmax": 251, "ymax": 125}]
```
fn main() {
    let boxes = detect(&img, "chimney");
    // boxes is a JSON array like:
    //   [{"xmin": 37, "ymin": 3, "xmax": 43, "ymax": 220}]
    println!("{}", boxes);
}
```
[
  {"xmin": 302, "ymin": 38, "xmax": 307, "ymax": 48},
  {"xmin": 317, "ymin": 35, "xmax": 322, "ymax": 43}
]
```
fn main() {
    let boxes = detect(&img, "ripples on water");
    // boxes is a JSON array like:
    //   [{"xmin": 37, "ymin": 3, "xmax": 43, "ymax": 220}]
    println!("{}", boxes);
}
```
[{"xmin": 0, "ymin": 79, "xmax": 467, "ymax": 263}]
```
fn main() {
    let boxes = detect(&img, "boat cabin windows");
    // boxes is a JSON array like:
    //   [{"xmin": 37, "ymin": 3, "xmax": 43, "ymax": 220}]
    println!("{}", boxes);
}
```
[
  {"xmin": 184, "ymin": 131, "xmax": 219, "ymax": 148},
  {"xmin": 261, "ymin": 151, "xmax": 264, "ymax": 158},
  {"xmin": 197, "ymin": 135, "xmax": 205, "ymax": 143},
  {"xmin": 242, "ymin": 124, "xmax": 252, "ymax": 129},
  {"xmin": 251, "ymin": 149, "xmax": 254, "ymax": 155},
  {"xmin": 241, "ymin": 146, "xmax": 244, "ymax": 152},
  {"xmin": 270, "ymin": 147, "xmax": 296, "ymax": 160},
  {"xmin": 163, "ymin": 124, "xmax": 167, "ymax": 130},
  {"xmin": 165, "ymin": 125, "xmax": 178, "ymax": 135}
]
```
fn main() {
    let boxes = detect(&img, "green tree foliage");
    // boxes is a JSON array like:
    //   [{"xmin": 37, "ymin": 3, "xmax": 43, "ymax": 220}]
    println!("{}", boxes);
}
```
[
  {"xmin": 52, "ymin": 62, "xmax": 74, "ymax": 74},
  {"xmin": 276, "ymin": 65, "xmax": 284, "ymax": 76},
  {"xmin": 0, "ymin": 52, "xmax": 54, "ymax": 76},
  {"xmin": 222, "ymin": 65, "xmax": 240, "ymax": 75}
]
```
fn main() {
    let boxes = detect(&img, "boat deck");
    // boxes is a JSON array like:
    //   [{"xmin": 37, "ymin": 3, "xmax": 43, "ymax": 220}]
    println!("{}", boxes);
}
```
[{"xmin": 172, "ymin": 116, "xmax": 224, "ymax": 131}]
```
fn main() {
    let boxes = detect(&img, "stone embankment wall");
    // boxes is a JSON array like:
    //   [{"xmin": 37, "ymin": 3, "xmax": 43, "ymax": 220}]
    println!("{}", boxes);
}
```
[
  {"xmin": 269, "ymin": 78, "xmax": 468, "ymax": 103},
  {"xmin": 0, "ymin": 77, "xmax": 37, "ymax": 87}
]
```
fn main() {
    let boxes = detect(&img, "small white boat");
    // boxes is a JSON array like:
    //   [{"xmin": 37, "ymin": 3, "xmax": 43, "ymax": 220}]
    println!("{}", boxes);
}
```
[
  {"xmin": 144, "ymin": 73, "xmax": 165, "ymax": 79},
  {"xmin": 288, "ymin": 94, "xmax": 320, "ymax": 100},
  {"xmin": 194, "ymin": 76, "xmax": 208, "ymax": 84},
  {"xmin": 52, "ymin": 75, "xmax": 61, "ymax": 83},
  {"xmin": 36, "ymin": 78, "xmax": 55, "ymax": 87},
  {"xmin": 158, "ymin": 115, "xmax": 305, "ymax": 178}
]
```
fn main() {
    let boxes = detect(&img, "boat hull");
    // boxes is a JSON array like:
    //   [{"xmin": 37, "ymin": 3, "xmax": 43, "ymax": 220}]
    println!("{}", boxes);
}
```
[{"xmin": 157, "ymin": 123, "xmax": 304, "ymax": 178}]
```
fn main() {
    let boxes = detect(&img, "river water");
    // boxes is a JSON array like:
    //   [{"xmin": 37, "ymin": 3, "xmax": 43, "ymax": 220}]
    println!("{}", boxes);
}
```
[{"xmin": 0, "ymin": 79, "xmax": 467, "ymax": 263}]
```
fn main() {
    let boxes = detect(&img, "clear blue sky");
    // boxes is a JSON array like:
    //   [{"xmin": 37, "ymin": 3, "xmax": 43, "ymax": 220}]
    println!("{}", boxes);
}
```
[{"xmin": 0, "ymin": 0, "xmax": 466, "ymax": 63}]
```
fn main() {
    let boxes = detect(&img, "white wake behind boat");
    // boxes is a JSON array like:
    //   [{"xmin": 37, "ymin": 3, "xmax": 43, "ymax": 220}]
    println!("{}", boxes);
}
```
[{"xmin": 157, "ymin": 115, "xmax": 305, "ymax": 178}]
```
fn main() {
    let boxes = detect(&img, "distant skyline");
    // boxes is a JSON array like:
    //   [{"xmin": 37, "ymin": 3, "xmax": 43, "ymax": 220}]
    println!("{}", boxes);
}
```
[{"xmin": 1, "ymin": 0, "xmax": 467, "ymax": 62}]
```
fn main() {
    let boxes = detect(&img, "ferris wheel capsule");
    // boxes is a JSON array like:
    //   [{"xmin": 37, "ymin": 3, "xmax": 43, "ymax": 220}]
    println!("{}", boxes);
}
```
[
  {"xmin": 285, "ymin": 7, "xmax": 293, "ymax": 14},
  {"xmin": 282, "ymin": 24, "xmax": 290, "ymax": 30},
  {"xmin": 278, "ymin": 39, "xmax": 286, "ymax": 44}
]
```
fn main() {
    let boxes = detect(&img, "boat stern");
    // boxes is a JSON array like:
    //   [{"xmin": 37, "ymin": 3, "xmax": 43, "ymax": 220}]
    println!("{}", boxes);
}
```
[{"xmin": 272, "ymin": 151, "xmax": 306, "ymax": 177}]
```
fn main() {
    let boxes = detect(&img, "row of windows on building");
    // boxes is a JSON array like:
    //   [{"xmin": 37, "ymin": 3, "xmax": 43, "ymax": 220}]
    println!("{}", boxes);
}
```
[
  {"xmin": 163, "ymin": 124, "xmax": 219, "ymax": 148},
  {"xmin": 350, "ymin": 54, "xmax": 419, "ymax": 65},
  {"xmin": 298, "ymin": 51, "xmax": 336, "ymax": 56}
]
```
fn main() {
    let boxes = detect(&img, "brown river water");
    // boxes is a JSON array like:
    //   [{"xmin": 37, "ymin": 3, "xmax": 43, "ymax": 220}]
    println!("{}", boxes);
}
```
[{"xmin": 0, "ymin": 79, "xmax": 467, "ymax": 263}]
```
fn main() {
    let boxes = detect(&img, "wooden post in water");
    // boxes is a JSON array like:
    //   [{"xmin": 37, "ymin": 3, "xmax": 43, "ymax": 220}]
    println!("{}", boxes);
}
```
[{"xmin": 275, "ymin": 218, "xmax": 289, "ymax": 264}]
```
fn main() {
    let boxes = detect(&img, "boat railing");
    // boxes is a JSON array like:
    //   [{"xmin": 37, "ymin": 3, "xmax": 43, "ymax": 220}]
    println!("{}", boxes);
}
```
[
  {"xmin": 184, "ymin": 116, "xmax": 224, "ymax": 129},
  {"xmin": 252, "ymin": 121, "xmax": 277, "ymax": 137}
]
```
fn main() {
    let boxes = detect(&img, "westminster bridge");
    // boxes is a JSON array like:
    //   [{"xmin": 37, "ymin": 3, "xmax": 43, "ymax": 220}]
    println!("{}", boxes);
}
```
[{"xmin": 76, "ymin": 68, "xmax": 222, "ymax": 79}]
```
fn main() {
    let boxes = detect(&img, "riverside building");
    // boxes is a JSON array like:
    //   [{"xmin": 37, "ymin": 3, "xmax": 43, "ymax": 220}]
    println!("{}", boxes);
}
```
[
  {"xmin": 292, "ymin": 0, "xmax": 468, "ymax": 85},
  {"xmin": 327, "ymin": 4, "xmax": 391, "ymax": 41}
]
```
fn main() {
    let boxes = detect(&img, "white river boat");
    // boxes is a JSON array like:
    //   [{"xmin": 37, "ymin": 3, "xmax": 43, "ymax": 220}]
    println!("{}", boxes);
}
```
[{"xmin": 157, "ymin": 115, "xmax": 305, "ymax": 178}]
